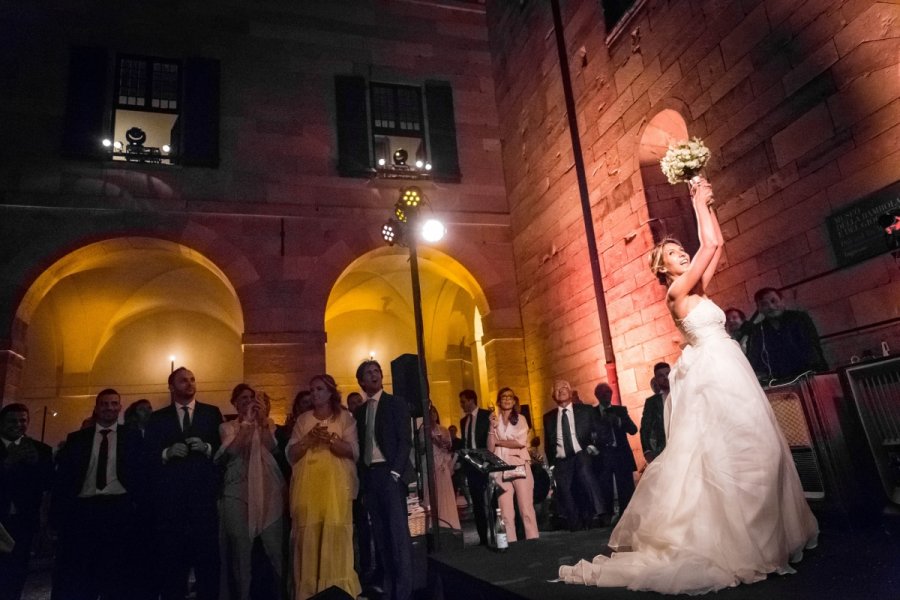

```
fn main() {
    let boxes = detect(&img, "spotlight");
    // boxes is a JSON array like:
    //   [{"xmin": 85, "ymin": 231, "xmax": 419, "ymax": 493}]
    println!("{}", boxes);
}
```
[
  {"xmin": 382, "ymin": 220, "xmax": 398, "ymax": 245},
  {"xmin": 394, "ymin": 203, "xmax": 407, "ymax": 223},
  {"xmin": 421, "ymin": 218, "xmax": 446, "ymax": 243},
  {"xmin": 102, "ymin": 139, "xmax": 112, "ymax": 147},
  {"xmin": 393, "ymin": 148, "xmax": 408, "ymax": 166},
  {"xmin": 378, "ymin": 158, "xmax": 386, "ymax": 166},
  {"xmin": 415, "ymin": 160, "xmax": 424, "ymax": 169},
  {"xmin": 113, "ymin": 141, "xmax": 123, "ymax": 150},
  {"xmin": 162, "ymin": 144, "xmax": 171, "ymax": 153},
  {"xmin": 401, "ymin": 187, "xmax": 422, "ymax": 207},
  {"xmin": 425, "ymin": 162, "xmax": 432, "ymax": 171}
]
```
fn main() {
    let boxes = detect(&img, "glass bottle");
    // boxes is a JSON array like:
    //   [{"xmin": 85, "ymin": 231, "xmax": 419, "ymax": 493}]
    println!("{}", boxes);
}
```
[{"xmin": 494, "ymin": 508, "xmax": 508, "ymax": 552}]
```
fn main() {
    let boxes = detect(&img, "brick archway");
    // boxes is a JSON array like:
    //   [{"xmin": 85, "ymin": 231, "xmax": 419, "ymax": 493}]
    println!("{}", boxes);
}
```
[
  {"xmin": 2, "ymin": 237, "xmax": 245, "ymax": 444},
  {"xmin": 639, "ymin": 109, "xmax": 699, "ymax": 255}
]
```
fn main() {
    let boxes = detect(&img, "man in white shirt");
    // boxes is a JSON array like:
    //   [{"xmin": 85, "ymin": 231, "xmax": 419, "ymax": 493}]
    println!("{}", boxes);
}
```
[
  {"xmin": 353, "ymin": 360, "xmax": 414, "ymax": 600},
  {"xmin": 543, "ymin": 380, "xmax": 607, "ymax": 530},
  {"xmin": 51, "ymin": 388, "xmax": 144, "ymax": 600},
  {"xmin": 146, "ymin": 367, "xmax": 223, "ymax": 600}
]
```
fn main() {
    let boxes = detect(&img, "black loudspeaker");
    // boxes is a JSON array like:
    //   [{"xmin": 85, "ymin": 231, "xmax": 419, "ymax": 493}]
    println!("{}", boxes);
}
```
[
  {"xmin": 391, "ymin": 353, "xmax": 424, "ymax": 418},
  {"xmin": 308, "ymin": 586, "xmax": 354, "ymax": 600}
]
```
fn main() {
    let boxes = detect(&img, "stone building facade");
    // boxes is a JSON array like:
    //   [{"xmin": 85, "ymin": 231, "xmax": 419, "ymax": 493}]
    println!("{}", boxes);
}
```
[{"xmin": 1, "ymin": 0, "xmax": 898, "ymax": 453}]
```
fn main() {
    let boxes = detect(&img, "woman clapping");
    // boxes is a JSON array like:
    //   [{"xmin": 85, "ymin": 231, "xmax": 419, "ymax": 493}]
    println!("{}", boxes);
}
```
[
  {"xmin": 286, "ymin": 375, "xmax": 361, "ymax": 600},
  {"xmin": 216, "ymin": 384, "xmax": 287, "ymax": 600}
]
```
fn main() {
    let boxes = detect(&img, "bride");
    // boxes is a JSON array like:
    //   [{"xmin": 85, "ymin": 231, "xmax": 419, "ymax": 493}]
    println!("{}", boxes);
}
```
[{"xmin": 559, "ymin": 177, "xmax": 818, "ymax": 595}]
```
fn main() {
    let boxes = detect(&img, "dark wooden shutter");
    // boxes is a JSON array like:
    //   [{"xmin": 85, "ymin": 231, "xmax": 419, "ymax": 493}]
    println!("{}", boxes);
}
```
[
  {"xmin": 61, "ymin": 46, "xmax": 108, "ymax": 159},
  {"xmin": 180, "ymin": 57, "xmax": 220, "ymax": 167},
  {"xmin": 424, "ymin": 80, "xmax": 460, "ymax": 182},
  {"xmin": 335, "ymin": 75, "xmax": 372, "ymax": 177}
]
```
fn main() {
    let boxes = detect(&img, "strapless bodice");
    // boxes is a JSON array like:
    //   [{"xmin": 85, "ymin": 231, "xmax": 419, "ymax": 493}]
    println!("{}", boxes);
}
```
[{"xmin": 676, "ymin": 298, "xmax": 732, "ymax": 347}]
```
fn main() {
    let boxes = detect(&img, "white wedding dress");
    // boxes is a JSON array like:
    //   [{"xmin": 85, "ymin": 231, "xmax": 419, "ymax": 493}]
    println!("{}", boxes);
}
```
[{"xmin": 559, "ymin": 297, "xmax": 818, "ymax": 595}]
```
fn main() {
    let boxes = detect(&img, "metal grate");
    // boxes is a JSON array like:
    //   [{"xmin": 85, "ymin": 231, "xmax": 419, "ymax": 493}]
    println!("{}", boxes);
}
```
[{"xmin": 845, "ymin": 357, "xmax": 900, "ymax": 503}]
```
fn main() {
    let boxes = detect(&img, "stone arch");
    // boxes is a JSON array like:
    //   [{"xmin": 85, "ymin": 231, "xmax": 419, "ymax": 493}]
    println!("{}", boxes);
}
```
[
  {"xmin": 638, "ymin": 108, "xmax": 699, "ymax": 255},
  {"xmin": 323, "ymin": 245, "xmax": 492, "ymax": 425},
  {"xmin": 9, "ymin": 237, "xmax": 245, "ymax": 445}
]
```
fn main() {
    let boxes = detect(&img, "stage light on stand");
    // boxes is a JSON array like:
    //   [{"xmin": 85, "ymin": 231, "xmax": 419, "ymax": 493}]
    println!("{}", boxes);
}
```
[
  {"xmin": 378, "ymin": 158, "xmax": 387, "ymax": 166},
  {"xmin": 379, "ymin": 186, "xmax": 444, "ymax": 550},
  {"xmin": 162, "ymin": 144, "xmax": 171, "ymax": 154},
  {"xmin": 102, "ymin": 139, "xmax": 112, "ymax": 148},
  {"xmin": 113, "ymin": 141, "xmax": 123, "ymax": 150}
]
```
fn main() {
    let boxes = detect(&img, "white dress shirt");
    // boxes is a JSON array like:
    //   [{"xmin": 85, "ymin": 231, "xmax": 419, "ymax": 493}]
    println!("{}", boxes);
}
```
[
  {"xmin": 80, "ymin": 422, "xmax": 127, "ymax": 497},
  {"xmin": 555, "ymin": 403, "xmax": 584, "ymax": 459}
]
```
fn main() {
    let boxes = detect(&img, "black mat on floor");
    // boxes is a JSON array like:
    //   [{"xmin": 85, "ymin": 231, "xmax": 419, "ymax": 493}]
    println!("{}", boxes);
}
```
[{"xmin": 427, "ymin": 517, "xmax": 900, "ymax": 599}]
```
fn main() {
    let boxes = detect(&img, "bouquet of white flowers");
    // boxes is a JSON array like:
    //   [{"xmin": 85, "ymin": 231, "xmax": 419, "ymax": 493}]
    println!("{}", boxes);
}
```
[{"xmin": 659, "ymin": 138, "xmax": 711, "ymax": 185}]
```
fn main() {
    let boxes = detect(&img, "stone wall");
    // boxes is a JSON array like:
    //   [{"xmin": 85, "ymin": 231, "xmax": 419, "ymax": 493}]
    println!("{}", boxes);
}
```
[{"xmin": 485, "ymin": 0, "xmax": 900, "ymax": 437}]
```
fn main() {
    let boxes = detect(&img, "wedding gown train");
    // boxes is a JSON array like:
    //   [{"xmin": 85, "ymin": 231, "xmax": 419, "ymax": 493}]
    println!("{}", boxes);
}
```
[{"xmin": 559, "ymin": 298, "xmax": 818, "ymax": 595}]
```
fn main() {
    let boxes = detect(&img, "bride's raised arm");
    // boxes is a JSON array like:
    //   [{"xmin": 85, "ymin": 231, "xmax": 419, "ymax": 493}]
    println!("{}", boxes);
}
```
[
  {"xmin": 666, "ymin": 177, "xmax": 721, "ymax": 303},
  {"xmin": 698, "ymin": 182, "xmax": 724, "ymax": 291}
]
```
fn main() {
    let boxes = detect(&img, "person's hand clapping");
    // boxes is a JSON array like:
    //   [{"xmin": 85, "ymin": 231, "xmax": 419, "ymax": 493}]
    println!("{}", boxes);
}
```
[
  {"xmin": 165, "ymin": 442, "xmax": 189, "ymax": 459},
  {"xmin": 185, "ymin": 436, "xmax": 208, "ymax": 453}
]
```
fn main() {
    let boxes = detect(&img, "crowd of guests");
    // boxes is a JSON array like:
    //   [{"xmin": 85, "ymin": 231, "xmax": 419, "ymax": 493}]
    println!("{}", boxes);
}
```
[
  {"xmin": 0, "ymin": 296, "xmax": 824, "ymax": 600},
  {"xmin": 0, "ymin": 361, "xmax": 420, "ymax": 600}
]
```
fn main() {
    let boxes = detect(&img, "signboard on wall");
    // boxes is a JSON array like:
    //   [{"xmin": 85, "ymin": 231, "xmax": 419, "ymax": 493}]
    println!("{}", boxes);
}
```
[{"xmin": 827, "ymin": 182, "xmax": 900, "ymax": 267}]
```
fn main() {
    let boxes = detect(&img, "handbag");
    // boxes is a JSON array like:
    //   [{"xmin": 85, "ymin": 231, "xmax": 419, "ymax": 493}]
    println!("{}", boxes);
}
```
[{"xmin": 501, "ymin": 464, "xmax": 527, "ymax": 482}]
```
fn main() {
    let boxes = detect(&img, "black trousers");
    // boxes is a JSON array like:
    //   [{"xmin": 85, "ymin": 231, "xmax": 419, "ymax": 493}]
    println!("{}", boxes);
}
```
[
  {"xmin": 362, "ymin": 464, "xmax": 412, "ymax": 600},
  {"xmin": 0, "ymin": 514, "xmax": 36, "ymax": 600},
  {"xmin": 155, "ymin": 503, "xmax": 219, "ymax": 600},
  {"xmin": 553, "ymin": 451, "xmax": 606, "ymax": 529},
  {"xmin": 51, "ymin": 494, "xmax": 134, "ymax": 600},
  {"xmin": 597, "ymin": 450, "xmax": 636, "ymax": 514},
  {"xmin": 463, "ymin": 465, "xmax": 489, "ymax": 544}
]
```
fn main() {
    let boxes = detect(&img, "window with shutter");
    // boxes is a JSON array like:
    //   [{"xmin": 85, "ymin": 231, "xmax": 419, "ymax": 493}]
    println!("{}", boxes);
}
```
[
  {"xmin": 107, "ymin": 54, "xmax": 181, "ymax": 164},
  {"xmin": 335, "ymin": 76, "xmax": 460, "ymax": 182},
  {"xmin": 61, "ymin": 47, "xmax": 219, "ymax": 167}
]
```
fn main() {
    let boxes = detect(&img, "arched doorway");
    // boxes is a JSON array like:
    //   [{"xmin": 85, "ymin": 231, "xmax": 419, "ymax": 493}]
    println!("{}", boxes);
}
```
[
  {"xmin": 639, "ymin": 109, "xmax": 699, "ymax": 255},
  {"xmin": 325, "ymin": 246, "xmax": 490, "ymax": 428},
  {"xmin": 15, "ymin": 237, "xmax": 244, "ymax": 445}
]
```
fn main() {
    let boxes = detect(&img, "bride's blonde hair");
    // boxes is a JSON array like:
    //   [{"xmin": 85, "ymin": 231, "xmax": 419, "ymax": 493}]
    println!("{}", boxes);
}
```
[{"xmin": 648, "ymin": 236, "xmax": 683, "ymax": 285}]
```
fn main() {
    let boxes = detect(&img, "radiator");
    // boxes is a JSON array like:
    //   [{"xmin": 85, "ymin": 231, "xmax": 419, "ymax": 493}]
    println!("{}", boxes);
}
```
[
  {"xmin": 844, "ymin": 357, "xmax": 900, "ymax": 503},
  {"xmin": 766, "ymin": 389, "xmax": 826, "ymax": 499}
]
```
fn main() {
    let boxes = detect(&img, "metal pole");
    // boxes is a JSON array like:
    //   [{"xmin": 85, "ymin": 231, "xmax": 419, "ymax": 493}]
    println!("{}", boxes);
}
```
[
  {"xmin": 407, "ymin": 226, "xmax": 441, "ymax": 551},
  {"xmin": 550, "ymin": 0, "xmax": 620, "ymax": 401},
  {"xmin": 41, "ymin": 405, "xmax": 48, "ymax": 443}
]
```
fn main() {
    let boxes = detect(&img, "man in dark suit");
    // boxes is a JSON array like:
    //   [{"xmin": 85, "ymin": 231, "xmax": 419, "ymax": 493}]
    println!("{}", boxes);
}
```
[
  {"xmin": 641, "ymin": 362, "xmax": 670, "ymax": 464},
  {"xmin": 593, "ymin": 383, "xmax": 638, "ymax": 516},
  {"xmin": 0, "ymin": 403, "xmax": 53, "ymax": 600},
  {"xmin": 146, "ymin": 367, "xmax": 223, "ymax": 600},
  {"xmin": 51, "ymin": 388, "xmax": 145, "ymax": 600},
  {"xmin": 543, "ymin": 380, "xmax": 607, "ymax": 530},
  {"xmin": 458, "ymin": 388, "xmax": 491, "ymax": 545},
  {"xmin": 354, "ymin": 360, "xmax": 414, "ymax": 600}
]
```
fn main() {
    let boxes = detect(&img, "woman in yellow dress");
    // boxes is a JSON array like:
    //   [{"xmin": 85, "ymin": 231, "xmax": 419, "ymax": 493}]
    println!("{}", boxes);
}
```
[{"xmin": 286, "ymin": 374, "xmax": 361, "ymax": 600}]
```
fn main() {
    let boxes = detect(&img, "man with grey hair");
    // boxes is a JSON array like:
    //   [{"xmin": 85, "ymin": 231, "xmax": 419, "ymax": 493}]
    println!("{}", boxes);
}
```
[{"xmin": 543, "ymin": 380, "xmax": 607, "ymax": 530}]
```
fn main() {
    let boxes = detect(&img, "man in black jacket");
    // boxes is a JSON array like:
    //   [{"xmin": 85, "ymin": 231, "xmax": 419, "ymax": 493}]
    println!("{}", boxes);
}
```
[
  {"xmin": 458, "ymin": 388, "xmax": 491, "ymax": 545},
  {"xmin": 641, "ymin": 362, "xmax": 670, "ymax": 464},
  {"xmin": 146, "ymin": 367, "xmax": 223, "ymax": 600},
  {"xmin": 0, "ymin": 403, "xmax": 53, "ymax": 600},
  {"xmin": 543, "ymin": 380, "xmax": 607, "ymax": 530},
  {"xmin": 354, "ymin": 360, "xmax": 414, "ymax": 600},
  {"xmin": 51, "ymin": 389, "xmax": 145, "ymax": 600},
  {"xmin": 594, "ymin": 383, "xmax": 638, "ymax": 516}
]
